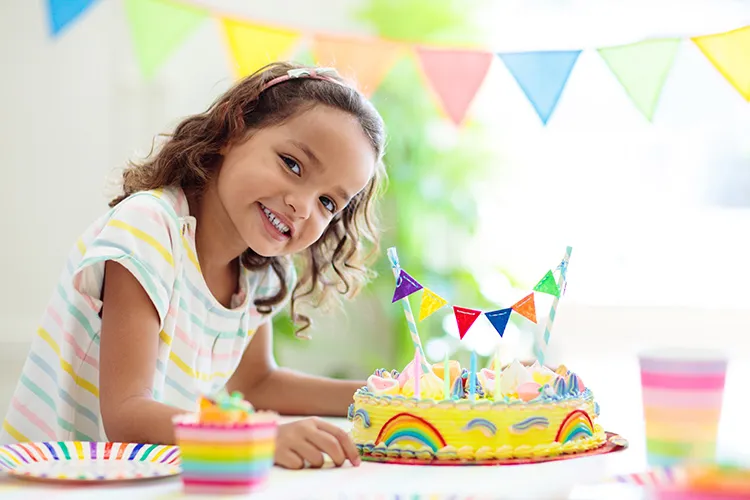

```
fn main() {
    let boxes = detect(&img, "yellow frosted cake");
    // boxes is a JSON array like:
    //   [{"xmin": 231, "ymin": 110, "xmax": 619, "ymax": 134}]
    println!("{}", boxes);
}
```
[{"xmin": 348, "ymin": 359, "xmax": 606, "ymax": 462}]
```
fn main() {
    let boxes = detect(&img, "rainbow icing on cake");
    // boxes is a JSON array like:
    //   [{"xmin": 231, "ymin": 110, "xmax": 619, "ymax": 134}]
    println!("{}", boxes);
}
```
[{"xmin": 348, "ymin": 360, "xmax": 606, "ymax": 462}]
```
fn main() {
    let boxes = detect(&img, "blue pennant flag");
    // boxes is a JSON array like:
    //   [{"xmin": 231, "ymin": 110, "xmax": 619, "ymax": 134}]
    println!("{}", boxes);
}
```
[
  {"xmin": 48, "ymin": 0, "xmax": 98, "ymax": 36},
  {"xmin": 485, "ymin": 308, "xmax": 513, "ymax": 337},
  {"xmin": 497, "ymin": 50, "xmax": 581, "ymax": 124}
]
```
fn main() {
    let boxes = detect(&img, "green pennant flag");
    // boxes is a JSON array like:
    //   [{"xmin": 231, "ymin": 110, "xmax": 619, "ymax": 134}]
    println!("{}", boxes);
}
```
[
  {"xmin": 533, "ymin": 270, "xmax": 560, "ymax": 297},
  {"xmin": 598, "ymin": 38, "xmax": 681, "ymax": 121},
  {"xmin": 124, "ymin": 0, "xmax": 210, "ymax": 79}
]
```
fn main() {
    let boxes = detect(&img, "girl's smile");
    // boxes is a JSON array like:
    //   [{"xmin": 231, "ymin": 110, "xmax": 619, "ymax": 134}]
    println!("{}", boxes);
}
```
[{"xmin": 258, "ymin": 202, "xmax": 293, "ymax": 240}]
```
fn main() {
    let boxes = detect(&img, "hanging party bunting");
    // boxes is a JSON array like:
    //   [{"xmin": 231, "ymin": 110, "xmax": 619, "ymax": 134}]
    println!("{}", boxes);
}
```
[
  {"xmin": 533, "ymin": 270, "xmax": 561, "ymax": 297},
  {"xmin": 598, "ymin": 38, "xmax": 681, "ymax": 121},
  {"xmin": 418, "ymin": 288, "xmax": 448, "ymax": 321},
  {"xmin": 392, "ymin": 270, "xmax": 423, "ymax": 303},
  {"xmin": 512, "ymin": 293, "xmax": 537, "ymax": 323},
  {"xmin": 222, "ymin": 18, "xmax": 301, "ymax": 78},
  {"xmin": 485, "ymin": 308, "xmax": 512, "ymax": 337},
  {"xmin": 312, "ymin": 35, "xmax": 403, "ymax": 97},
  {"xmin": 124, "ymin": 0, "xmax": 209, "ymax": 79},
  {"xmin": 415, "ymin": 48, "xmax": 494, "ymax": 125},
  {"xmin": 453, "ymin": 306, "xmax": 482, "ymax": 339},
  {"xmin": 47, "ymin": 0, "xmax": 98, "ymax": 36},
  {"xmin": 497, "ymin": 50, "xmax": 581, "ymax": 124},
  {"xmin": 693, "ymin": 25, "xmax": 750, "ymax": 101}
]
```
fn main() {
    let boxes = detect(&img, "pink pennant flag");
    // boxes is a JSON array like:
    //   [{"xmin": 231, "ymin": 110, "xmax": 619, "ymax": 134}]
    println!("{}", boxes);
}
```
[
  {"xmin": 392, "ymin": 269, "xmax": 423, "ymax": 303},
  {"xmin": 415, "ymin": 47, "xmax": 493, "ymax": 125}
]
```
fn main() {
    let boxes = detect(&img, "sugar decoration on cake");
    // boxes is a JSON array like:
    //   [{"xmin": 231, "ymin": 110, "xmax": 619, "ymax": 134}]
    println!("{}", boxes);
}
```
[
  {"xmin": 555, "ymin": 410, "xmax": 594, "ymax": 444},
  {"xmin": 462, "ymin": 418, "xmax": 498, "ymax": 437},
  {"xmin": 509, "ymin": 416, "xmax": 550, "ymax": 434},
  {"xmin": 374, "ymin": 413, "xmax": 447, "ymax": 453},
  {"xmin": 352, "ymin": 409, "xmax": 371, "ymax": 429}
]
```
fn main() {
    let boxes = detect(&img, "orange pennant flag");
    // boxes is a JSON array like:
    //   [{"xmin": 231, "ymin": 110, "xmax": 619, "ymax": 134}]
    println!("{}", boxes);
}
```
[
  {"xmin": 415, "ymin": 47, "xmax": 493, "ymax": 125},
  {"xmin": 312, "ymin": 35, "xmax": 403, "ymax": 97},
  {"xmin": 512, "ymin": 293, "xmax": 537, "ymax": 324},
  {"xmin": 222, "ymin": 18, "xmax": 301, "ymax": 78},
  {"xmin": 693, "ymin": 26, "xmax": 750, "ymax": 101}
]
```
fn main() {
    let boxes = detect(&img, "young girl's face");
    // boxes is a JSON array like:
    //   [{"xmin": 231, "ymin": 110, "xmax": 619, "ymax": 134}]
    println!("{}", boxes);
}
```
[{"xmin": 215, "ymin": 105, "xmax": 376, "ymax": 257}]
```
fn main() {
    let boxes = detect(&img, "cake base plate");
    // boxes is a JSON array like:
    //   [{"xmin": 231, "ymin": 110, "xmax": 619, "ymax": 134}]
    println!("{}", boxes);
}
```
[{"xmin": 360, "ymin": 431, "xmax": 627, "ymax": 466}]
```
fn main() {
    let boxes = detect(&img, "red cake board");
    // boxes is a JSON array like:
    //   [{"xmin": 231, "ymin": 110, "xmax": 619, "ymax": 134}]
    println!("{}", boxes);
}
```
[{"xmin": 361, "ymin": 431, "xmax": 627, "ymax": 466}]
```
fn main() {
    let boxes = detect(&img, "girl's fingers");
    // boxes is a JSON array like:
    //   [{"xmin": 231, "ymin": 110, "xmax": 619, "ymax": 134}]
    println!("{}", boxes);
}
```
[
  {"xmin": 313, "ymin": 418, "xmax": 361, "ymax": 465},
  {"xmin": 292, "ymin": 440, "xmax": 326, "ymax": 468},
  {"xmin": 305, "ymin": 428, "xmax": 346, "ymax": 467},
  {"xmin": 275, "ymin": 448, "xmax": 304, "ymax": 470}
]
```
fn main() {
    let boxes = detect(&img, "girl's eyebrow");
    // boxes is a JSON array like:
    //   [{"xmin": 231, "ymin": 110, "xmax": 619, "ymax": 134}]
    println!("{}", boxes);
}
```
[{"xmin": 290, "ymin": 140, "xmax": 352, "ymax": 203}]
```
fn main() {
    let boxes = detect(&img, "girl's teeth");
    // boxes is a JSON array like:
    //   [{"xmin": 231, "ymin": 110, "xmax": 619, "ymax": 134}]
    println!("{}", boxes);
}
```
[{"xmin": 262, "ymin": 207, "xmax": 290, "ymax": 234}]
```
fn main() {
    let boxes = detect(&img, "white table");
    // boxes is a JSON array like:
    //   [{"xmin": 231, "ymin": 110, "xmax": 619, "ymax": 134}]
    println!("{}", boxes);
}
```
[{"xmin": 0, "ymin": 357, "xmax": 746, "ymax": 499}]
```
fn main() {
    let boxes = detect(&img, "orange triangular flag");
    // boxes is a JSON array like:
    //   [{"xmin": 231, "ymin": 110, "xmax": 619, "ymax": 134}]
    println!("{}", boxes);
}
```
[
  {"xmin": 693, "ymin": 26, "xmax": 750, "ymax": 101},
  {"xmin": 415, "ymin": 47, "xmax": 493, "ymax": 125},
  {"xmin": 312, "ymin": 35, "xmax": 403, "ymax": 97},
  {"xmin": 222, "ymin": 18, "xmax": 301, "ymax": 78},
  {"xmin": 512, "ymin": 293, "xmax": 537, "ymax": 323}
]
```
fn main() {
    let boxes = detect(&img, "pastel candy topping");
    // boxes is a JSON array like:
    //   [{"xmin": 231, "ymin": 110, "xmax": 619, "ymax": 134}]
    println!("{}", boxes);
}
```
[
  {"xmin": 402, "ymin": 370, "xmax": 444, "ymax": 400},
  {"xmin": 477, "ymin": 368, "xmax": 496, "ymax": 395},
  {"xmin": 367, "ymin": 374, "xmax": 400, "ymax": 396},
  {"xmin": 517, "ymin": 382, "xmax": 542, "ymax": 402},
  {"xmin": 498, "ymin": 359, "xmax": 533, "ymax": 397}
]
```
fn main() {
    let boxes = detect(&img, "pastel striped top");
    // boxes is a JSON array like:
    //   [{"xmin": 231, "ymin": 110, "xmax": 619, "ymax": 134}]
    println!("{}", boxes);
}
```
[{"xmin": 1, "ymin": 187, "xmax": 294, "ymax": 444}]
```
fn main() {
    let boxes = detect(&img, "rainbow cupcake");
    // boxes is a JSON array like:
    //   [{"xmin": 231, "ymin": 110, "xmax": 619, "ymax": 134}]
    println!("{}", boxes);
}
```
[{"xmin": 173, "ymin": 392, "xmax": 278, "ymax": 495}]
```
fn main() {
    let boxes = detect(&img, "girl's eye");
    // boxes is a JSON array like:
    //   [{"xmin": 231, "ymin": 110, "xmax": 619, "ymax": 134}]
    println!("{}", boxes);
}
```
[
  {"xmin": 320, "ymin": 196, "xmax": 336, "ymax": 213},
  {"xmin": 281, "ymin": 155, "xmax": 301, "ymax": 176}
]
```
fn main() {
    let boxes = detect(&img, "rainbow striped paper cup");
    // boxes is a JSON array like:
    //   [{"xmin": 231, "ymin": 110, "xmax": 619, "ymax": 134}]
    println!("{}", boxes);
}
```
[
  {"xmin": 173, "ymin": 411, "xmax": 278, "ymax": 495},
  {"xmin": 639, "ymin": 348, "xmax": 727, "ymax": 467}
]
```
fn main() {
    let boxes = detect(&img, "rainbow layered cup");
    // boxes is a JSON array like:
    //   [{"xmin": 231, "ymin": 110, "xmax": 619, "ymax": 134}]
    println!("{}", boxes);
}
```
[
  {"xmin": 639, "ymin": 348, "xmax": 727, "ymax": 467},
  {"xmin": 173, "ymin": 395, "xmax": 278, "ymax": 495}
]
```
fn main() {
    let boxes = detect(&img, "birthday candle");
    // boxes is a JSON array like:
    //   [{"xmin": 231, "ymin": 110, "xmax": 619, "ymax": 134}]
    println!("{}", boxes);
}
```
[
  {"xmin": 414, "ymin": 348, "xmax": 421, "ymax": 399},
  {"xmin": 469, "ymin": 351, "xmax": 477, "ymax": 402},
  {"xmin": 443, "ymin": 352, "xmax": 450, "ymax": 400},
  {"xmin": 494, "ymin": 344, "xmax": 501, "ymax": 401}
]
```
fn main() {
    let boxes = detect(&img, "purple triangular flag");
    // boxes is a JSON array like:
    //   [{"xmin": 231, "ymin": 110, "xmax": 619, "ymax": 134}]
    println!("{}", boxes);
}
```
[
  {"xmin": 392, "ymin": 269, "xmax": 423, "ymax": 302},
  {"xmin": 485, "ymin": 308, "xmax": 512, "ymax": 337}
]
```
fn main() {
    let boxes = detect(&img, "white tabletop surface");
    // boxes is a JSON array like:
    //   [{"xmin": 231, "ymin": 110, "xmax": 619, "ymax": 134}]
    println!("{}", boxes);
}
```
[{"xmin": 1, "ymin": 357, "xmax": 747, "ymax": 499}]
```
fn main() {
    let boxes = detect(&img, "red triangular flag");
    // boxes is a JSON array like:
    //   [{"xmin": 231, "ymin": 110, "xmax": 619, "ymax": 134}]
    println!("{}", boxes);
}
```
[
  {"xmin": 512, "ymin": 293, "xmax": 537, "ymax": 323},
  {"xmin": 415, "ymin": 47, "xmax": 493, "ymax": 125},
  {"xmin": 453, "ymin": 306, "xmax": 482, "ymax": 339}
]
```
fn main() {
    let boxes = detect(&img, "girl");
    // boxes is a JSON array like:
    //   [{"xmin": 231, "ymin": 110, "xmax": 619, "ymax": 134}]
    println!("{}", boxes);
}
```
[{"xmin": 1, "ymin": 62, "xmax": 386, "ymax": 470}]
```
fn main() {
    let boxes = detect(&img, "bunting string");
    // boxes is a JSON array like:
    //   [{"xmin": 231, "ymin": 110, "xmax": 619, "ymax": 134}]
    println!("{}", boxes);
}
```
[
  {"xmin": 391, "ymin": 250, "xmax": 571, "ymax": 348},
  {"xmin": 47, "ymin": 1, "xmax": 749, "ymax": 125}
]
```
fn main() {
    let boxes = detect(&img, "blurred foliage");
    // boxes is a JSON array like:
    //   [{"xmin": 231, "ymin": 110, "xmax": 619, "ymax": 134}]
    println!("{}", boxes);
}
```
[
  {"xmin": 274, "ymin": 0, "xmax": 501, "ymax": 372},
  {"xmin": 357, "ymin": 0, "xmax": 498, "ymax": 370}
]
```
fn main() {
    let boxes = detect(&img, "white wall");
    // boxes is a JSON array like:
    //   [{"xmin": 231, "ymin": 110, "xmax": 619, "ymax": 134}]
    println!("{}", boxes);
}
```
[{"xmin": 1, "ymin": 0, "xmax": 749, "ymax": 421}]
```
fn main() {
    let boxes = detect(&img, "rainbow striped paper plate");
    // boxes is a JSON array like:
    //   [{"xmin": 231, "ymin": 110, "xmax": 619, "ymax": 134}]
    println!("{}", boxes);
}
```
[{"xmin": 0, "ymin": 441, "xmax": 181, "ymax": 483}]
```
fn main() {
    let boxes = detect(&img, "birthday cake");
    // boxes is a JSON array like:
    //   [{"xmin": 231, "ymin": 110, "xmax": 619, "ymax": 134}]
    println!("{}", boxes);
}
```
[{"xmin": 348, "ymin": 359, "xmax": 606, "ymax": 462}]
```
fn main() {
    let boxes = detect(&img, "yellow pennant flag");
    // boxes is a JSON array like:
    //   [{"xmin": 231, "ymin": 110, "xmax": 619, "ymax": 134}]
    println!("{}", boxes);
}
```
[
  {"xmin": 221, "ymin": 18, "xmax": 301, "ymax": 78},
  {"xmin": 693, "ymin": 25, "xmax": 750, "ymax": 101},
  {"xmin": 312, "ymin": 35, "xmax": 404, "ymax": 97},
  {"xmin": 418, "ymin": 288, "xmax": 448, "ymax": 322}
]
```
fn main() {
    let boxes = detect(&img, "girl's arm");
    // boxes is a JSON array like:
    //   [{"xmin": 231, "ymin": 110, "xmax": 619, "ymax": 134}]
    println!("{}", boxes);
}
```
[
  {"xmin": 226, "ymin": 323, "xmax": 364, "ymax": 416},
  {"xmin": 98, "ymin": 261, "xmax": 183, "ymax": 445}
]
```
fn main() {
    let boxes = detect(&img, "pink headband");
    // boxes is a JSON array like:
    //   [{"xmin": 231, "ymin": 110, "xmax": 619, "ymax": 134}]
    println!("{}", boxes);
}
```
[{"xmin": 260, "ymin": 67, "xmax": 346, "ymax": 92}]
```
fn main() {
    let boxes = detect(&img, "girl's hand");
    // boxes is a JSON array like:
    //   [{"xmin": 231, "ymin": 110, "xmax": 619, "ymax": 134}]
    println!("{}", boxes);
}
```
[{"xmin": 274, "ymin": 418, "xmax": 361, "ymax": 469}]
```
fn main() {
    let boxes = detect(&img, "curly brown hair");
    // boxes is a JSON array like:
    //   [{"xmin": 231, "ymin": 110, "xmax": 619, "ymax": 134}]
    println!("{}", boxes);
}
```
[{"xmin": 110, "ymin": 62, "xmax": 387, "ymax": 336}]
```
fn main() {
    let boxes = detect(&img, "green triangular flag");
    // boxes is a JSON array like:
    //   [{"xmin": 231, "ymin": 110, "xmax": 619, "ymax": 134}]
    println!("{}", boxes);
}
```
[
  {"xmin": 124, "ymin": 0, "xmax": 210, "ymax": 79},
  {"xmin": 598, "ymin": 38, "xmax": 681, "ymax": 121},
  {"xmin": 533, "ymin": 270, "xmax": 560, "ymax": 297}
]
